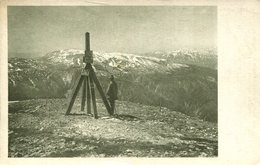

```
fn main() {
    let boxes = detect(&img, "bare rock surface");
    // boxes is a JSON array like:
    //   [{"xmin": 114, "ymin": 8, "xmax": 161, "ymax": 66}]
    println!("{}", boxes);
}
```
[{"xmin": 9, "ymin": 99, "xmax": 217, "ymax": 157}]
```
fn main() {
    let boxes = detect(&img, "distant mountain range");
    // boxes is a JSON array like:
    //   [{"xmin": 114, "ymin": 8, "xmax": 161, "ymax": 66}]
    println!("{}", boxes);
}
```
[
  {"xmin": 143, "ymin": 49, "xmax": 217, "ymax": 69},
  {"xmin": 42, "ymin": 49, "xmax": 190, "ymax": 73},
  {"xmin": 8, "ymin": 49, "xmax": 217, "ymax": 122}
]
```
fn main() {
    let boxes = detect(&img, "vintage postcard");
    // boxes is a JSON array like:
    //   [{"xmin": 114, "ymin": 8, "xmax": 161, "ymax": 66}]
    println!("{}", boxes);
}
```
[{"xmin": 0, "ymin": 0, "xmax": 259, "ymax": 165}]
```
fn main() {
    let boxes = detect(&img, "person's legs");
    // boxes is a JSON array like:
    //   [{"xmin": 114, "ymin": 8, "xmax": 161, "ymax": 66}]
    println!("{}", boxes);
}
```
[
  {"xmin": 112, "ymin": 100, "xmax": 115, "ymax": 114},
  {"xmin": 109, "ymin": 99, "xmax": 115, "ymax": 115}
]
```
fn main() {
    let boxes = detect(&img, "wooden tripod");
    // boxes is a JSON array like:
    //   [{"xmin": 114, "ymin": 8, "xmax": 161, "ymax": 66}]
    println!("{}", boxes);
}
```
[{"xmin": 65, "ymin": 32, "xmax": 112, "ymax": 118}]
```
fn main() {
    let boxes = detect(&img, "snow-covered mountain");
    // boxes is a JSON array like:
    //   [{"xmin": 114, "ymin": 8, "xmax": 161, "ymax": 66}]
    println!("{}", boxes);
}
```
[
  {"xmin": 8, "ymin": 49, "xmax": 217, "ymax": 122},
  {"xmin": 144, "ymin": 49, "xmax": 217, "ymax": 69},
  {"xmin": 42, "ymin": 49, "xmax": 188, "ymax": 74}
]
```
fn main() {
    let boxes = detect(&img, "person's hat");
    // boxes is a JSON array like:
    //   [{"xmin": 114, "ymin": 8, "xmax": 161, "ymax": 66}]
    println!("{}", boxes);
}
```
[{"xmin": 110, "ymin": 75, "xmax": 114, "ymax": 80}]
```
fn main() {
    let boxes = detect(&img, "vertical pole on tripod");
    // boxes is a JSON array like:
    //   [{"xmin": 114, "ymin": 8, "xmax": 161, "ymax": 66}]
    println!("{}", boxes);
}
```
[
  {"xmin": 81, "ymin": 77, "xmax": 87, "ymax": 112},
  {"xmin": 89, "ymin": 74, "xmax": 98, "ymax": 119},
  {"xmin": 86, "ymin": 76, "xmax": 91, "ymax": 114},
  {"xmin": 85, "ymin": 32, "xmax": 90, "ymax": 51},
  {"xmin": 66, "ymin": 32, "xmax": 112, "ymax": 117}
]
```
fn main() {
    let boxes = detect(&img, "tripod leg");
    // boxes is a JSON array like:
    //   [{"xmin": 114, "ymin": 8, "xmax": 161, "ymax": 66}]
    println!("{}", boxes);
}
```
[
  {"xmin": 89, "ymin": 68, "xmax": 113, "ymax": 115},
  {"xmin": 86, "ymin": 76, "xmax": 91, "ymax": 114},
  {"xmin": 81, "ymin": 77, "xmax": 87, "ymax": 112},
  {"xmin": 89, "ymin": 74, "xmax": 98, "ymax": 119},
  {"xmin": 65, "ymin": 75, "xmax": 85, "ymax": 115}
]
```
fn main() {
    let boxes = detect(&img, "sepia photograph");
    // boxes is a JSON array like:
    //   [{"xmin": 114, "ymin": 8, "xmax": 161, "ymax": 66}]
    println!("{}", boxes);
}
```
[{"xmin": 7, "ymin": 6, "xmax": 218, "ymax": 157}]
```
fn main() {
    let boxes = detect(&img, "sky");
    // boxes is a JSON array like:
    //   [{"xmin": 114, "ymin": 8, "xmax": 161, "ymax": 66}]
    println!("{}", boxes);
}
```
[{"xmin": 8, "ymin": 6, "xmax": 217, "ymax": 57}]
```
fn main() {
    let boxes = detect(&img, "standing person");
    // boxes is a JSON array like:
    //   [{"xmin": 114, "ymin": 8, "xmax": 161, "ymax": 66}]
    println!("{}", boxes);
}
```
[{"xmin": 106, "ymin": 75, "xmax": 118, "ymax": 115}]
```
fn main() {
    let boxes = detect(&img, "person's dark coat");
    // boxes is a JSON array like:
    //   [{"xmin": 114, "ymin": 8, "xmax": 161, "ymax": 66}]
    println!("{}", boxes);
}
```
[{"xmin": 106, "ymin": 80, "xmax": 118, "ymax": 100}]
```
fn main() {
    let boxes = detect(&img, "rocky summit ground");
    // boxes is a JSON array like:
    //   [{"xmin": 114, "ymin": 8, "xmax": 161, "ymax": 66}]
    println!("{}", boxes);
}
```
[{"xmin": 8, "ymin": 99, "xmax": 218, "ymax": 157}]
